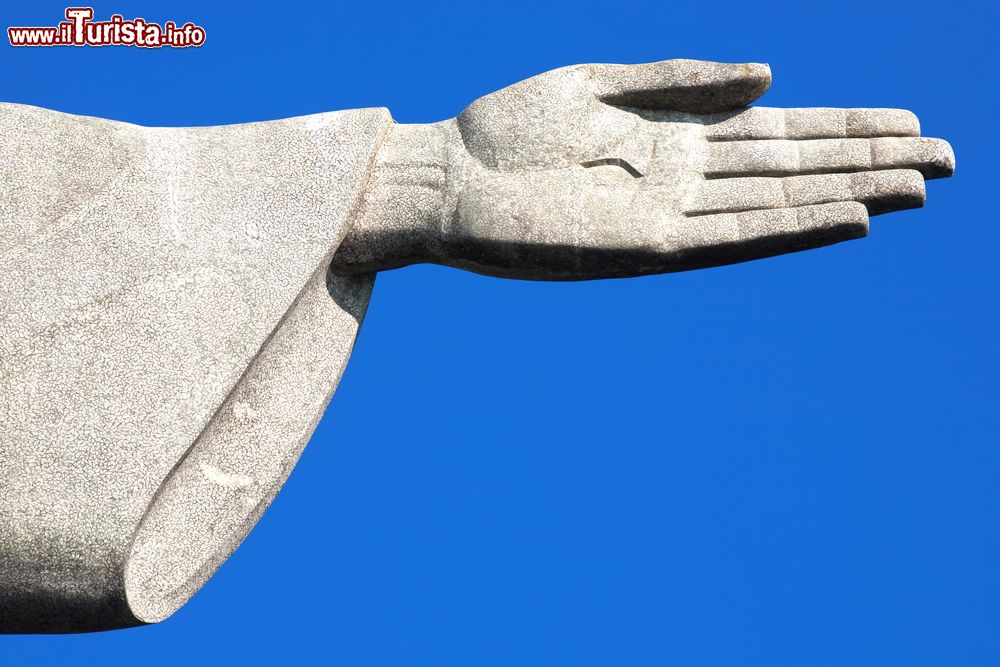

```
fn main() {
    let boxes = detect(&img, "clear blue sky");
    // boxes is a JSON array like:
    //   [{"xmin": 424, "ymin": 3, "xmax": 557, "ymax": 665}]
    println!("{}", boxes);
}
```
[{"xmin": 1, "ymin": 1, "xmax": 996, "ymax": 664}]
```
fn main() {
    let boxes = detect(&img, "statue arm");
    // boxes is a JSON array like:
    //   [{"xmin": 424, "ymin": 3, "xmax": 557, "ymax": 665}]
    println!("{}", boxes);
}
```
[
  {"xmin": 333, "ymin": 59, "xmax": 953, "ymax": 281},
  {"xmin": 0, "ymin": 59, "xmax": 955, "ymax": 633}
]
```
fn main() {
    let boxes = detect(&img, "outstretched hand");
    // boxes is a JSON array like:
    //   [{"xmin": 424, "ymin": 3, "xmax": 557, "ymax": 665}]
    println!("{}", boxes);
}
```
[{"xmin": 333, "ymin": 59, "xmax": 954, "ymax": 280}]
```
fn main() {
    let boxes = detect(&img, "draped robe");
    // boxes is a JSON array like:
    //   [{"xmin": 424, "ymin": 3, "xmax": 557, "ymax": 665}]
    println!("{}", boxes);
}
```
[{"xmin": 0, "ymin": 105, "xmax": 391, "ymax": 632}]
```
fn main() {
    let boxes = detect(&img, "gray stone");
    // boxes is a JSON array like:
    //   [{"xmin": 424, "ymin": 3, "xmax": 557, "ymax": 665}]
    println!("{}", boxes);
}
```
[
  {"xmin": 334, "ymin": 60, "xmax": 953, "ymax": 280},
  {"xmin": 0, "ymin": 105, "xmax": 387, "ymax": 632},
  {"xmin": 0, "ymin": 59, "xmax": 953, "ymax": 633}
]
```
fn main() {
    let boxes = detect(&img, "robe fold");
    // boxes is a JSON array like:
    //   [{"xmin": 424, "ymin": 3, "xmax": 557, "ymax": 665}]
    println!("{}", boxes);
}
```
[{"xmin": 0, "ymin": 104, "xmax": 391, "ymax": 632}]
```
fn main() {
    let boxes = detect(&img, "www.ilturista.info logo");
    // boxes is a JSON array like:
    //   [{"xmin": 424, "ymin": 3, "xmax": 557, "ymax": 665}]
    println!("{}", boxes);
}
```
[{"xmin": 8, "ymin": 8, "xmax": 206, "ymax": 48}]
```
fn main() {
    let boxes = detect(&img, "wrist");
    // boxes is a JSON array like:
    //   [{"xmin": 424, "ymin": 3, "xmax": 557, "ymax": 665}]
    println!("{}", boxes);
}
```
[{"xmin": 332, "ymin": 119, "xmax": 463, "ymax": 273}]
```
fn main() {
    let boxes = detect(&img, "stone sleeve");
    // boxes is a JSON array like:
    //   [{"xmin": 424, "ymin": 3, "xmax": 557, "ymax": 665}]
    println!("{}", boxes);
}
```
[{"xmin": 0, "ymin": 104, "xmax": 389, "ymax": 632}]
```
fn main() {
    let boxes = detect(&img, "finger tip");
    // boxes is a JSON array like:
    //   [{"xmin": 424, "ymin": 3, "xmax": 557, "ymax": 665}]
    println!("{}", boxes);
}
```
[
  {"xmin": 901, "ymin": 109, "xmax": 921, "ymax": 137},
  {"xmin": 940, "ymin": 140, "xmax": 956, "ymax": 177},
  {"xmin": 861, "ymin": 170, "xmax": 926, "ymax": 216},
  {"xmin": 885, "ymin": 109, "xmax": 921, "ymax": 137},
  {"xmin": 926, "ymin": 139, "xmax": 956, "ymax": 179},
  {"xmin": 844, "ymin": 201, "xmax": 871, "ymax": 236},
  {"xmin": 902, "ymin": 170, "xmax": 928, "ymax": 209},
  {"xmin": 872, "ymin": 137, "xmax": 956, "ymax": 180},
  {"xmin": 747, "ymin": 62, "xmax": 772, "ymax": 81},
  {"xmin": 846, "ymin": 109, "xmax": 920, "ymax": 137},
  {"xmin": 828, "ymin": 201, "xmax": 871, "ymax": 239},
  {"xmin": 739, "ymin": 62, "xmax": 772, "ymax": 99},
  {"xmin": 798, "ymin": 202, "xmax": 869, "ymax": 241}
]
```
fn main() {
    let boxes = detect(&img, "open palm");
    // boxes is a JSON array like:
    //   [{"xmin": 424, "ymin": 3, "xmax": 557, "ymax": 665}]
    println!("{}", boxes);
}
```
[{"xmin": 440, "ymin": 59, "xmax": 954, "ymax": 279}]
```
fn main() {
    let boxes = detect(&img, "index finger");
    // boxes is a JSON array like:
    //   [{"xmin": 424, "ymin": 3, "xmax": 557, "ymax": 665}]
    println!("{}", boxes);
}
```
[{"xmin": 705, "ymin": 107, "xmax": 921, "ymax": 141}]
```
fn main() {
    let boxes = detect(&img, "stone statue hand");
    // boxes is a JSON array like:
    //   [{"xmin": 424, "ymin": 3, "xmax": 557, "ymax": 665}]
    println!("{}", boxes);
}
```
[{"xmin": 332, "ymin": 59, "xmax": 954, "ymax": 280}]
